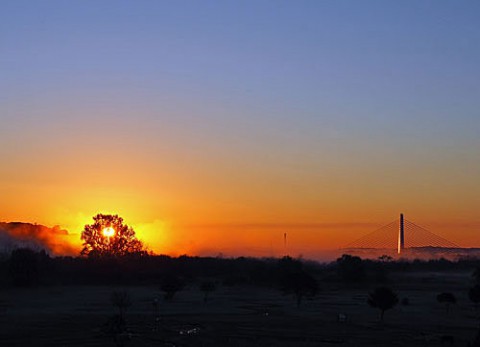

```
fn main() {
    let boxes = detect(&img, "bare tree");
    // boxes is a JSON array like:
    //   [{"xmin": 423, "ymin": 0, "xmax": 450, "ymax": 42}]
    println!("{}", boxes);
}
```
[
  {"xmin": 111, "ymin": 290, "xmax": 132, "ymax": 322},
  {"xmin": 104, "ymin": 290, "xmax": 133, "ymax": 347}
]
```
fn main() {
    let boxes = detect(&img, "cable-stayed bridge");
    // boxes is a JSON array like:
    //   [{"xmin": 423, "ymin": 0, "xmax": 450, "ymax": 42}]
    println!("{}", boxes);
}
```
[{"xmin": 343, "ymin": 214, "xmax": 460, "ymax": 256}]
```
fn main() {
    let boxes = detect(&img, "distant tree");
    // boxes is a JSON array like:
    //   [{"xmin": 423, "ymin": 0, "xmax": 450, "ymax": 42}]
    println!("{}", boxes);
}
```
[
  {"xmin": 336, "ymin": 254, "xmax": 365, "ymax": 282},
  {"xmin": 474, "ymin": 267, "xmax": 480, "ymax": 285},
  {"xmin": 111, "ymin": 290, "xmax": 132, "ymax": 322},
  {"xmin": 81, "ymin": 214, "xmax": 146, "ymax": 257},
  {"xmin": 281, "ymin": 270, "xmax": 318, "ymax": 307},
  {"xmin": 437, "ymin": 292, "xmax": 456, "ymax": 315},
  {"xmin": 367, "ymin": 286, "xmax": 399, "ymax": 321},
  {"xmin": 199, "ymin": 280, "xmax": 217, "ymax": 303},
  {"xmin": 470, "ymin": 285, "xmax": 480, "ymax": 310},
  {"xmin": 373, "ymin": 262, "xmax": 390, "ymax": 283},
  {"xmin": 378, "ymin": 255, "xmax": 393, "ymax": 263},
  {"xmin": 160, "ymin": 274, "xmax": 185, "ymax": 301},
  {"xmin": 277, "ymin": 256, "xmax": 303, "ymax": 275},
  {"xmin": 470, "ymin": 326, "xmax": 480, "ymax": 347},
  {"xmin": 104, "ymin": 291, "xmax": 132, "ymax": 347},
  {"xmin": 8, "ymin": 248, "xmax": 43, "ymax": 286}
]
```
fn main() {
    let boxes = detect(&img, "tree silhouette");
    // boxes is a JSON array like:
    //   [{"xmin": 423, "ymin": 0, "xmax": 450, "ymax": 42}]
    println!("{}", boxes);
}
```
[
  {"xmin": 281, "ymin": 270, "xmax": 318, "ymax": 307},
  {"xmin": 437, "ymin": 292, "xmax": 456, "ymax": 315},
  {"xmin": 277, "ymin": 256, "xmax": 303, "ymax": 275},
  {"xmin": 111, "ymin": 290, "xmax": 132, "ymax": 322},
  {"xmin": 9, "ymin": 248, "xmax": 41, "ymax": 286},
  {"xmin": 473, "ymin": 267, "xmax": 480, "ymax": 284},
  {"xmin": 336, "ymin": 254, "xmax": 365, "ymax": 282},
  {"xmin": 470, "ymin": 285, "xmax": 480, "ymax": 310},
  {"xmin": 378, "ymin": 255, "xmax": 393, "ymax": 263},
  {"xmin": 470, "ymin": 325, "xmax": 480, "ymax": 347},
  {"xmin": 160, "ymin": 274, "xmax": 185, "ymax": 301},
  {"xmin": 367, "ymin": 286, "xmax": 398, "ymax": 321},
  {"xmin": 105, "ymin": 290, "xmax": 132, "ymax": 347},
  {"xmin": 200, "ymin": 281, "xmax": 216, "ymax": 303},
  {"xmin": 81, "ymin": 214, "xmax": 145, "ymax": 257}
]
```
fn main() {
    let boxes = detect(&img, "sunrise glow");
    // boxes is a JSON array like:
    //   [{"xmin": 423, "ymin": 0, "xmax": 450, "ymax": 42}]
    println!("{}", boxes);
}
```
[
  {"xmin": 102, "ymin": 227, "xmax": 115, "ymax": 238},
  {"xmin": 2, "ymin": 2, "xmax": 480, "ymax": 345}
]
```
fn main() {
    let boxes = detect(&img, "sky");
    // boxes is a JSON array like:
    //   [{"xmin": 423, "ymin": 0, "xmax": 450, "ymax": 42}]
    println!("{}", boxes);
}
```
[{"xmin": 1, "ymin": 1, "xmax": 479, "ymax": 258}]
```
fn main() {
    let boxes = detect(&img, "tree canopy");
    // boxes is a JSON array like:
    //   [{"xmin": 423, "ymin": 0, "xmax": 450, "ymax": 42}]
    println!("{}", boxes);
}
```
[
  {"xmin": 80, "ymin": 214, "xmax": 146, "ymax": 257},
  {"xmin": 367, "ymin": 286, "xmax": 398, "ymax": 321},
  {"xmin": 336, "ymin": 254, "xmax": 366, "ymax": 282}
]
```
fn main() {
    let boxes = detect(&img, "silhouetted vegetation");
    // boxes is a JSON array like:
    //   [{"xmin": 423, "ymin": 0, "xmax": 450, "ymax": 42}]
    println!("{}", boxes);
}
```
[
  {"xmin": 469, "ymin": 285, "xmax": 480, "ymax": 310},
  {"xmin": 336, "ymin": 254, "xmax": 366, "ymax": 282},
  {"xmin": 111, "ymin": 290, "xmax": 132, "ymax": 322},
  {"xmin": 160, "ymin": 274, "xmax": 185, "ymax": 301},
  {"xmin": 103, "ymin": 315, "xmax": 130, "ymax": 347},
  {"xmin": 378, "ymin": 255, "xmax": 393, "ymax": 263},
  {"xmin": 437, "ymin": 292, "xmax": 456, "ymax": 315},
  {"xmin": 8, "ymin": 248, "xmax": 50, "ymax": 286},
  {"xmin": 81, "ymin": 214, "xmax": 146, "ymax": 258},
  {"xmin": 470, "ymin": 326, "xmax": 480, "ymax": 347},
  {"xmin": 276, "ymin": 256, "xmax": 318, "ymax": 307},
  {"xmin": 199, "ymin": 280, "xmax": 216, "ymax": 303},
  {"xmin": 285, "ymin": 271, "xmax": 318, "ymax": 307},
  {"xmin": 3, "ymin": 249, "xmax": 480, "ymax": 289},
  {"xmin": 367, "ymin": 286, "xmax": 398, "ymax": 321},
  {"xmin": 2, "ymin": 249, "xmax": 480, "ymax": 345},
  {"xmin": 473, "ymin": 267, "xmax": 480, "ymax": 283}
]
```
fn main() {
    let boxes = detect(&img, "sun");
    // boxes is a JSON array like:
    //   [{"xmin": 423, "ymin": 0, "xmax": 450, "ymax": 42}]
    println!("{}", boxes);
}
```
[{"xmin": 102, "ymin": 227, "xmax": 115, "ymax": 238}]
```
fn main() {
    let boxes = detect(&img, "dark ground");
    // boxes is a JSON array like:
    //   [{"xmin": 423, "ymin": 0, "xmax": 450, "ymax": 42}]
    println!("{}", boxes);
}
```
[{"xmin": 0, "ymin": 270, "xmax": 478, "ymax": 346}]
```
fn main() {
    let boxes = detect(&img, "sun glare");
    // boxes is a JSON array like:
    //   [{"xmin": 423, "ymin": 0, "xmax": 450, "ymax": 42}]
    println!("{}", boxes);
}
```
[{"xmin": 102, "ymin": 227, "xmax": 115, "ymax": 238}]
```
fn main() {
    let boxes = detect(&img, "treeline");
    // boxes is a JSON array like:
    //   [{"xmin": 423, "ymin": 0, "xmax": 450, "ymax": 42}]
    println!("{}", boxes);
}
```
[
  {"xmin": 0, "ymin": 249, "xmax": 322, "ymax": 287},
  {"xmin": 2, "ymin": 248, "xmax": 480, "ymax": 288}
]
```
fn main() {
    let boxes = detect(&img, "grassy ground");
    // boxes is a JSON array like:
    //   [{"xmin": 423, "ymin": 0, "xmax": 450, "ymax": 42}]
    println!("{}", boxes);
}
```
[{"xmin": 0, "ymin": 271, "xmax": 478, "ymax": 346}]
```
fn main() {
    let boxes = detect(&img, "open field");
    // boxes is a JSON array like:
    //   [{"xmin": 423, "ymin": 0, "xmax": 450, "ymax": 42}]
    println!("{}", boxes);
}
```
[{"xmin": 0, "ymin": 270, "xmax": 478, "ymax": 346}]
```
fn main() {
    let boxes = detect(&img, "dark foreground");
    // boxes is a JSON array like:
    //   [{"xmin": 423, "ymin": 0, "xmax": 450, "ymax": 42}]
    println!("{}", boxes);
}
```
[{"xmin": 0, "ymin": 270, "xmax": 478, "ymax": 346}]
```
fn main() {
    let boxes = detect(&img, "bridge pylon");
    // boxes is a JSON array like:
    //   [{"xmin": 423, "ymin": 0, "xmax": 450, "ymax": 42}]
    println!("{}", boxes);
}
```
[
  {"xmin": 398, "ymin": 213, "xmax": 405, "ymax": 254},
  {"xmin": 343, "ymin": 214, "xmax": 460, "ymax": 255}
]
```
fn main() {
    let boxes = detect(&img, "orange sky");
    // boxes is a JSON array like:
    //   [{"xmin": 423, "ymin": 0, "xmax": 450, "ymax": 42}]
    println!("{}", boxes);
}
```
[{"xmin": 0, "ymin": 110, "xmax": 479, "ymax": 257}]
